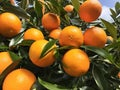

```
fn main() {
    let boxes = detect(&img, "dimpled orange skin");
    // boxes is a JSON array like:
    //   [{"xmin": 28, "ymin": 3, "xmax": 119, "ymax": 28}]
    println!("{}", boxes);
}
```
[
  {"xmin": 79, "ymin": 0, "xmax": 102, "ymax": 22},
  {"xmin": 42, "ymin": 13, "xmax": 60, "ymax": 31},
  {"xmin": 29, "ymin": 40, "xmax": 56, "ymax": 67},
  {"xmin": 3, "ymin": 68, "xmax": 36, "ymax": 90},
  {"xmin": 62, "ymin": 49, "xmax": 90, "ymax": 77},
  {"xmin": 0, "ymin": 52, "xmax": 13, "ymax": 74},
  {"xmin": 23, "ymin": 28, "xmax": 44, "ymax": 40},
  {"xmin": 83, "ymin": 27, "xmax": 107, "ymax": 48},
  {"xmin": 49, "ymin": 29, "xmax": 62, "ymax": 39},
  {"xmin": 0, "ymin": 12, "xmax": 22, "ymax": 38},
  {"xmin": 59, "ymin": 26, "xmax": 84, "ymax": 47}
]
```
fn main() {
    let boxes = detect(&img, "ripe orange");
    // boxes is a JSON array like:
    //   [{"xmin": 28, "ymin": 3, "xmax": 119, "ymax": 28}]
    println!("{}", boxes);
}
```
[
  {"xmin": 29, "ymin": 39, "xmax": 56, "ymax": 67},
  {"xmin": 2, "ymin": 68, "xmax": 36, "ymax": 90},
  {"xmin": 79, "ymin": 0, "xmax": 102, "ymax": 22},
  {"xmin": 107, "ymin": 36, "xmax": 113, "ymax": 42},
  {"xmin": 49, "ymin": 29, "xmax": 62, "ymax": 39},
  {"xmin": 118, "ymin": 72, "xmax": 120, "ymax": 78},
  {"xmin": 62, "ymin": 49, "xmax": 90, "ymax": 77},
  {"xmin": 0, "ymin": 12, "xmax": 22, "ymax": 38},
  {"xmin": 59, "ymin": 26, "xmax": 83, "ymax": 47},
  {"xmin": 83, "ymin": 26, "xmax": 107, "ymax": 48},
  {"xmin": 64, "ymin": 5, "xmax": 74, "ymax": 13},
  {"xmin": 23, "ymin": 28, "xmax": 44, "ymax": 40},
  {"xmin": 10, "ymin": 0, "xmax": 15, "ymax": 5},
  {"xmin": 0, "ymin": 52, "xmax": 13, "ymax": 74},
  {"xmin": 42, "ymin": 13, "xmax": 60, "ymax": 31}
]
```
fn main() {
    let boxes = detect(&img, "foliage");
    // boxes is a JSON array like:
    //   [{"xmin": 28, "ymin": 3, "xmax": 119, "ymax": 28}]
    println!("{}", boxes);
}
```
[{"xmin": 0, "ymin": 0, "xmax": 120, "ymax": 90}]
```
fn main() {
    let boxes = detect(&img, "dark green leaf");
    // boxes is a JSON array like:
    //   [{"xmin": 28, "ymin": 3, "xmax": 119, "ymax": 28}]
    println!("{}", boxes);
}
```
[
  {"xmin": 110, "ymin": 8, "xmax": 117, "ymax": 21},
  {"xmin": 40, "ymin": 39, "xmax": 57, "ymax": 58},
  {"xmin": 0, "ymin": 59, "xmax": 21, "ymax": 85},
  {"xmin": 19, "ymin": 40, "xmax": 35, "ymax": 46},
  {"xmin": 0, "ymin": 45, "xmax": 9, "ymax": 51},
  {"xmin": 19, "ymin": 0, "xmax": 29, "ymax": 10},
  {"xmin": 115, "ymin": 2, "xmax": 120, "ymax": 15},
  {"xmin": 101, "ymin": 19, "xmax": 117, "ymax": 40},
  {"xmin": 38, "ymin": 78, "xmax": 69, "ymax": 90},
  {"xmin": 1, "ymin": 2, "xmax": 30, "ymax": 19},
  {"xmin": 81, "ymin": 46, "xmax": 113, "ymax": 63},
  {"xmin": 34, "ymin": 0, "xmax": 43, "ymax": 19},
  {"xmin": 71, "ymin": 0, "xmax": 80, "ymax": 13},
  {"xmin": 92, "ymin": 65, "xmax": 110, "ymax": 90}
]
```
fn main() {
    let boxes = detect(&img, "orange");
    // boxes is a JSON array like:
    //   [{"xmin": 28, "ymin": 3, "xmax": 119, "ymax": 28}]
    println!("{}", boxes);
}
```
[
  {"xmin": 2, "ymin": 68, "xmax": 36, "ymax": 90},
  {"xmin": 49, "ymin": 29, "xmax": 62, "ymax": 39},
  {"xmin": 23, "ymin": 28, "xmax": 44, "ymax": 40},
  {"xmin": 29, "ymin": 39, "xmax": 56, "ymax": 67},
  {"xmin": 107, "ymin": 36, "xmax": 113, "ymax": 42},
  {"xmin": 42, "ymin": 13, "xmax": 60, "ymax": 31},
  {"xmin": 59, "ymin": 26, "xmax": 83, "ymax": 47},
  {"xmin": 83, "ymin": 26, "xmax": 107, "ymax": 48},
  {"xmin": 118, "ymin": 72, "xmax": 120, "ymax": 78},
  {"xmin": 10, "ymin": 0, "xmax": 15, "ymax": 5},
  {"xmin": 0, "ymin": 52, "xmax": 13, "ymax": 74},
  {"xmin": 62, "ymin": 49, "xmax": 90, "ymax": 77},
  {"xmin": 64, "ymin": 5, "xmax": 74, "ymax": 13},
  {"xmin": 0, "ymin": 12, "xmax": 22, "ymax": 38},
  {"xmin": 79, "ymin": 0, "xmax": 102, "ymax": 22}
]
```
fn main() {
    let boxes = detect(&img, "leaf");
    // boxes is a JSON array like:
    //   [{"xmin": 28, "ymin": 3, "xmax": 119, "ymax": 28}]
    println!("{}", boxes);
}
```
[
  {"xmin": 71, "ymin": 0, "xmax": 80, "ymax": 13},
  {"xmin": 0, "ymin": 59, "xmax": 21, "ymax": 85},
  {"xmin": 110, "ymin": 8, "xmax": 117, "ymax": 21},
  {"xmin": 0, "ymin": 45, "xmax": 9, "ymax": 51},
  {"xmin": 101, "ymin": 19, "xmax": 117, "ymax": 40},
  {"xmin": 92, "ymin": 65, "xmax": 110, "ymax": 90},
  {"xmin": 38, "ymin": 78, "xmax": 69, "ymax": 90},
  {"xmin": 34, "ymin": 0, "xmax": 43, "ymax": 19},
  {"xmin": 1, "ymin": 2, "xmax": 30, "ymax": 19},
  {"xmin": 81, "ymin": 46, "xmax": 113, "ymax": 63},
  {"xmin": 40, "ymin": 39, "xmax": 57, "ymax": 58},
  {"xmin": 19, "ymin": 40, "xmax": 35, "ymax": 46},
  {"xmin": 115, "ymin": 2, "xmax": 120, "ymax": 15}
]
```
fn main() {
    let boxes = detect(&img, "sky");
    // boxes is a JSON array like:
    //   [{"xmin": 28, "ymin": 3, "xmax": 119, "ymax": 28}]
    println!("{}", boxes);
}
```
[{"xmin": 99, "ymin": 0, "xmax": 119, "ymax": 22}]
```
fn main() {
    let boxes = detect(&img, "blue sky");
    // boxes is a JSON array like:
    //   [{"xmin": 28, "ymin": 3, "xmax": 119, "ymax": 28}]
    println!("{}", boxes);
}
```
[{"xmin": 99, "ymin": 0, "xmax": 119, "ymax": 22}]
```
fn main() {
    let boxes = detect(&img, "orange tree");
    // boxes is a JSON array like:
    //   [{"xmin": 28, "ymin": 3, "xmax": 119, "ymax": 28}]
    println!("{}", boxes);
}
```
[{"xmin": 0, "ymin": 0, "xmax": 120, "ymax": 90}]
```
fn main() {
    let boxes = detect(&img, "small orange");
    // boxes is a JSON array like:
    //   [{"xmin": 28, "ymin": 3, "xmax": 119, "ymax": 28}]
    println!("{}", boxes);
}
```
[
  {"xmin": 118, "ymin": 72, "xmax": 120, "ymax": 78},
  {"xmin": 10, "ymin": 0, "xmax": 15, "ymax": 5},
  {"xmin": 23, "ymin": 28, "xmax": 44, "ymax": 40},
  {"xmin": 0, "ymin": 12, "xmax": 22, "ymax": 38},
  {"xmin": 64, "ymin": 5, "xmax": 74, "ymax": 13},
  {"xmin": 0, "ymin": 52, "xmax": 13, "ymax": 74},
  {"xmin": 79, "ymin": 0, "xmax": 102, "ymax": 22},
  {"xmin": 83, "ymin": 26, "xmax": 107, "ymax": 48},
  {"xmin": 107, "ymin": 36, "xmax": 113, "ymax": 42},
  {"xmin": 2, "ymin": 68, "xmax": 36, "ymax": 90},
  {"xmin": 59, "ymin": 26, "xmax": 83, "ymax": 47},
  {"xmin": 49, "ymin": 29, "xmax": 62, "ymax": 39},
  {"xmin": 29, "ymin": 39, "xmax": 56, "ymax": 67},
  {"xmin": 62, "ymin": 49, "xmax": 90, "ymax": 77},
  {"xmin": 42, "ymin": 13, "xmax": 60, "ymax": 31}
]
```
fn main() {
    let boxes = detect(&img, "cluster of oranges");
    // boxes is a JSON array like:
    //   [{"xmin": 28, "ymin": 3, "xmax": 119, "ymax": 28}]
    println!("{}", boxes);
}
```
[{"xmin": 0, "ymin": 0, "xmax": 114, "ymax": 89}]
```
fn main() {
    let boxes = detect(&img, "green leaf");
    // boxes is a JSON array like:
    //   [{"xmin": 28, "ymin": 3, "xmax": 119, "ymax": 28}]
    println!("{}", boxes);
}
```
[
  {"xmin": 115, "ymin": 2, "xmax": 120, "ymax": 15},
  {"xmin": 92, "ymin": 65, "xmax": 110, "ymax": 90},
  {"xmin": 34, "ymin": 0, "xmax": 43, "ymax": 19},
  {"xmin": 1, "ymin": 2, "xmax": 30, "ymax": 19},
  {"xmin": 71, "ymin": 0, "xmax": 80, "ymax": 13},
  {"xmin": 0, "ymin": 45, "xmax": 9, "ymax": 51},
  {"xmin": 101, "ymin": 19, "xmax": 117, "ymax": 40},
  {"xmin": 38, "ymin": 78, "xmax": 69, "ymax": 90},
  {"xmin": 19, "ymin": 40, "xmax": 35, "ymax": 46},
  {"xmin": 81, "ymin": 46, "xmax": 113, "ymax": 63},
  {"xmin": 0, "ymin": 59, "xmax": 21, "ymax": 85},
  {"xmin": 40, "ymin": 39, "xmax": 57, "ymax": 58}
]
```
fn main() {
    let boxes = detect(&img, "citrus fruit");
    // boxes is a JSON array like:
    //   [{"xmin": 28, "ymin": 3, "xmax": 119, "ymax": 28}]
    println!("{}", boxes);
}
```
[
  {"xmin": 23, "ymin": 28, "xmax": 44, "ymax": 40},
  {"xmin": 59, "ymin": 26, "xmax": 83, "ymax": 47},
  {"xmin": 64, "ymin": 5, "xmax": 74, "ymax": 13},
  {"xmin": 42, "ymin": 13, "xmax": 60, "ymax": 31},
  {"xmin": 62, "ymin": 49, "xmax": 90, "ymax": 77},
  {"xmin": 107, "ymin": 36, "xmax": 113, "ymax": 42},
  {"xmin": 0, "ymin": 52, "xmax": 13, "ymax": 74},
  {"xmin": 83, "ymin": 26, "xmax": 107, "ymax": 48},
  {"xmin": 49, "ymin": 29, "xmax": 62, "ymax": 39},
  {"xmin": 0, "ymin": 12, "xmax": 22, "ymax": 38},
  {"xmin": 2, "ymin": 68, "xmax": 36, "ymax": 90},
  {"xmin": 79, "ymin": 0, "xmax": 102, "ymax": 22},
  {"xmin": 29, "ymin": 39, "xmax": 56, "ymax": 67}
]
